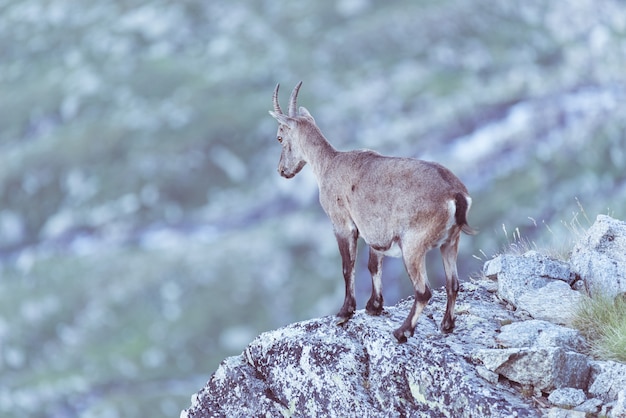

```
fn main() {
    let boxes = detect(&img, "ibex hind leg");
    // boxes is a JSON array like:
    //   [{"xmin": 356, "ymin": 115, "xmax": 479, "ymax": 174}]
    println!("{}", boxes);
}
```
[
  {"xmin": 393, "ymin": 284, "xmax": 432, "ymax": 343},
  {"xmin": 394, "ymin": 244, "xmax": 431, "ymax": 343},
  {"xmin": 440, "ymin": 234, "xmax": 461, "ymax": 333}
]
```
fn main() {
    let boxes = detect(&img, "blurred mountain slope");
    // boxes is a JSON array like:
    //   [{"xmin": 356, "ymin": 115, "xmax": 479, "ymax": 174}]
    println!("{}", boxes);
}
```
[{"xmin": 0, "ymin": 0, "xmax": 625, "ymax": 416}]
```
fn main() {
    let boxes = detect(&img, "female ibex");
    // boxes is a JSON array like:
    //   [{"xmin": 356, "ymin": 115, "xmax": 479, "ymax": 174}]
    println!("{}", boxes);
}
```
[{"xmin": 269, "ymin": 82, "xmax": 476, "ymax": 343}]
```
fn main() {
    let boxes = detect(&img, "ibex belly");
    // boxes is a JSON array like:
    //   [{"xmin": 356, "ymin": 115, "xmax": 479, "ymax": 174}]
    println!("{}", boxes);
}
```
[
  {"xmin": 358, "ymin": 198, "xmax": 456, "ymax": 257},
  {"xmin": 359, "ymin": 228, "xmax": 403, "ymax": 258},
  {"xmin": 381, "ymin": 241, "xmax": 402, "ymax": 258}
]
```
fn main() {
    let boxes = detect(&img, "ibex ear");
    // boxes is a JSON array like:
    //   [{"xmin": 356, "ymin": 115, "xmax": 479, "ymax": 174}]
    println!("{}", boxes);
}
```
[
  {"xmin": 299, "ymin": 106, "xmax": 315, "ymax": 122},
  {"xmin": 269, "ymin": 111, "xmax": 296, "ymax": 128}
]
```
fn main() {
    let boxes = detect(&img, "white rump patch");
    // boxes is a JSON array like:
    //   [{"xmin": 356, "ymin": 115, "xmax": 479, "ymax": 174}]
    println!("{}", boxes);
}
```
[
  {"xmin": 446, "ymin": 199, "xmax": 456, "ymax": 230},
  {"xmin": 432, "ymin": 200, "xmax": 457, "ymax": 248}
]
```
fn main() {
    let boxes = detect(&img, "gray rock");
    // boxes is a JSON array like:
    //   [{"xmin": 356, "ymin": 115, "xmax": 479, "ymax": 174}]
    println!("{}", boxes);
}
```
[
  {"xmin": 545, "ymin": 408, "xmax": 587, "ymax": 418},
  {"xmin": 570, "ymin": 215, "xmax": 626, "ymax": 299},
  {"xmin": 484, "ymin": 252, "xmax": 571, "ymax": 305},
  {"xmin": 588, "ymin": 360, "xmax": 626, "ymax": 402},
  {"xmin": 475, "ymin": 365, "xmax": 499, "ymax": 384},
  {"xmin": 515, "ymin": 281, "xmax": 582, "ymax": 325},
  {"xmin": 182, "ymin": 248, "xmax": 626, "ymax": 418},
  {"xmin": 484, "ymin": 251, "xmax": 581, "ymax": 325},
  {"xmin": 181, "ymin": 280, "xmax": 541, "ymax": 418},
  {"xmin": 609, "ymin": 389, "xmax": 626, "ymax": 418},
  {"xmin": 548, "ymin": 387, "xmax": 587, "ymax": 408},
  {"xmin": 496, "ymin": 320, "xmax": 587, "ymax": 352},
  {"xmin": 484, "ymin": 251, "xmax": 571, "ymax": 283},
  {"xmin": 474, "ymin": 347, "xmax": 590, "ymax": 392},
  {"xmin": 601, "ymin": 402, "xmax": 616, "ymax": 417},
  {"xmin": 574, "ymin": 397, "xmax": 603, "ymax": 414}
]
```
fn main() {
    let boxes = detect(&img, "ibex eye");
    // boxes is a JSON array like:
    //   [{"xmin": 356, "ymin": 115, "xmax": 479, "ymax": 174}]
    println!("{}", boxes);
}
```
[{"xmin": 277, "ymin": 136, "xmax": 283, "ymax": 143}]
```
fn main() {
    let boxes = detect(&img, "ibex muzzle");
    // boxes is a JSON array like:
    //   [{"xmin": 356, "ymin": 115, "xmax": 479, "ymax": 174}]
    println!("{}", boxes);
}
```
[{"xmin": 269, "ymin": 82, "xmax": 476, "ymax": 343}]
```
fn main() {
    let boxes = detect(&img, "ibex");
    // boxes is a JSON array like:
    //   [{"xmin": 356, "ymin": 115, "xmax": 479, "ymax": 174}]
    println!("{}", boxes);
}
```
[{"xmin": 269, "ymin": 82, "xmax": 476, "ymax": 343}]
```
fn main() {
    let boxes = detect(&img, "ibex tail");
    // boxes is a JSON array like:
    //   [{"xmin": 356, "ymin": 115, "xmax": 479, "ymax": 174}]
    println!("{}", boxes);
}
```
[{"xmin": 454, "ymin": 192, "xmax": 478, "ymax": 235}]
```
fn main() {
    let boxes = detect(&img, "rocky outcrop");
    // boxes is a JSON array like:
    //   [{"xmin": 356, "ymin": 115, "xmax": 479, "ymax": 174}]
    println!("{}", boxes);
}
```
[
  {"xmin": 570, "ymin": 214, "xmax": 626, "ymax": 299},
  {"xmin": 182, "ymin": 216, "xmax": 626, "ymax": 417},
  {"xmin": 182, "ymin": 279, "xmax": 541, "ymax": 418},
  {"xmin": 483, "ymin": 250, "xmax": 581, "ymax": 325}
]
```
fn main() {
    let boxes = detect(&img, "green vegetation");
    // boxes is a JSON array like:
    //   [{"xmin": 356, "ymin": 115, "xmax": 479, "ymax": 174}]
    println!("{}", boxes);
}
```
[{"xmin": 572, "ymin": 294, "xmax": 626, "ymax": 363}]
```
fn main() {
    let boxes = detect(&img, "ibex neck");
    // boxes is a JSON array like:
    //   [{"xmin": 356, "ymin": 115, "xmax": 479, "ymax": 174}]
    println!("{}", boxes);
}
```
[{"xmin": 302, "ymin": 128, "xmax": 337, "ymax": 179}]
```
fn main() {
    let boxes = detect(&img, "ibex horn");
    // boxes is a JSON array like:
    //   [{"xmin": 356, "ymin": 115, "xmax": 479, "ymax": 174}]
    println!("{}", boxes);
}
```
[
  {"xmin": 272, "ymin": 83, "xmax": 283, "ymax": 115},
  {"xmin": 288, "ymin": 81, "xmax": 303, "ymax": 117}
]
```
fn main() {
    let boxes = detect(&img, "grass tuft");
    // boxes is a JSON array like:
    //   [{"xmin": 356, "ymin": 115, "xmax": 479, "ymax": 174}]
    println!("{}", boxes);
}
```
[
  {"xmin": 474, "ymin": 197, "xmax": 598, "ymax": 262},
  {"xmin": 572, "ymin": 294, "xmax": 626, "ymax": 363}
]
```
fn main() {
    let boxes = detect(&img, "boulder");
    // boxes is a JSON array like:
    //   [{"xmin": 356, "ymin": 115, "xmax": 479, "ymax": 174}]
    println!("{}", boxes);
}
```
[
  {"xmin": 516, "ymin": 281, "xmax": 582, "ymax": 325},
  {"xmin": 575, "ymin": 397, "xmax": 603, "ymax": 414},
  {"xmin": 484, "ymin": 251, "xmax": 572, "ymax": 295},
  {"xmin": 610, "ymin": 389, "xmax": 626, "ymax": 418},
  {"xmin": 545, "ymin": 408, "xmax": 587, "ymax": 418},
  {"xmin": 474, "ymin": 347, "xmax": 590, "ymax": 392},
  {"xmin": 496, "ymin": 320, "xmax": 586, "ymax": 352},
  {"xmin": 570, "ymin": 215, "xmax": 626, "ymax": 299},
  {"xmin": 483, "ymin": 251, "xmax": 580, "ymax": 324},
  {"xmin": 548, "ymin": 388, "xmax": 587, "ymax": 408},
  {"xmin": 588, "ymin": 360, "xmax": 626, "ymax": 402},
  {"xmin": 183, "ymin": 245, "xmax": 626, "ymax": 418},
  {"xmin": 181, "ymin": 280, "xmax": 540, "ymax": 418}
]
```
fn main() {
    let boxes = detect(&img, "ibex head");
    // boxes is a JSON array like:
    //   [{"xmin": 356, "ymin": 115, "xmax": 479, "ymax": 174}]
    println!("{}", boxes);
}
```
[{"xmin": 269, "ymin": 81, "xmax": 315, "ymax": 179}]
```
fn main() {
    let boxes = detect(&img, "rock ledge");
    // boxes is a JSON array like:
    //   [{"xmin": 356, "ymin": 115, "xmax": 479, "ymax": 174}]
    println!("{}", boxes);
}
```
[{"xmin": 182, "ymin": 216, "xmax": 626, "ymax": 417}]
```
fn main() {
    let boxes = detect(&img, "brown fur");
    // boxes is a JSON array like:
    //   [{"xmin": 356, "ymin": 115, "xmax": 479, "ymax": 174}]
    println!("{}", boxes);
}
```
[{"xmin": 270, "ymin": 82, "xmax": 476, "ymax": 343}]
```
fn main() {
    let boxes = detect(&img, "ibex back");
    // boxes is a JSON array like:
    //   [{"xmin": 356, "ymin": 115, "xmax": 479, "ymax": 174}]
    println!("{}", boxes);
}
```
[{"xmin": 269, "ymin": 82, "xmax": 476, "ymax": 343}]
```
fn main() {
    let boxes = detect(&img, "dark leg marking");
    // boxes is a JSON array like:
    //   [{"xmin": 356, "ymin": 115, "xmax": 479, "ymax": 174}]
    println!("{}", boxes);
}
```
[
  {"xmin": 393, "ymin": 285, "xmax": 432, "ymax": 343},
  {"xmin": 441, "ymin": 275, "xmax": 459, "ymax": 333}
]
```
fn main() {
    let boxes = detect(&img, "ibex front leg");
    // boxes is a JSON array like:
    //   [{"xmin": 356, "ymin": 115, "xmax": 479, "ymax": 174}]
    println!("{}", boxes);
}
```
[
  {"xmin": 336, "ymin": 228, "xmax": 358, "ymax": 325},
  {"xmin": 365, "ymin": 247, "xmax": 384, "ymax": 316}
]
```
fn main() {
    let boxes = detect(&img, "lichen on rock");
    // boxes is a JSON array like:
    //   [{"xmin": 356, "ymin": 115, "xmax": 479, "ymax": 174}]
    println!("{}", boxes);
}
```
[
  {"xmin": 182, "ymin": 216, "xmax": 626, "ymax": 418},
  {"xmin": 182, "ymin": 280, "xmax": 540, "ymax": 418}
]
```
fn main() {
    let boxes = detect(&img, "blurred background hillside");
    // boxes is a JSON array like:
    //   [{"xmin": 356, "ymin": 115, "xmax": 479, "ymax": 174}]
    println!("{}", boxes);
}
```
[{"xmin": 1, "ymin": 0, "xmax": 625, "ymax": 416}]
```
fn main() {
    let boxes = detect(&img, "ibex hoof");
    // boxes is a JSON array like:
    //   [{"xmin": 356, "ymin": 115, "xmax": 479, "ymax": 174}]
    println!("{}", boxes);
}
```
[
  {"xmin": 336, "ymin": 313, "xmax": 353, "ymax": 326},
  {"xmin": 365, "ymin": 299, "xmax": 384, "ymax": 316},
  {"xmin": 440, "ymin": 318, "xmax": 455, "ymax": 334},
  {"xmin": 393, "ymin": 327, "xmax": 413, "ymax": 343}
]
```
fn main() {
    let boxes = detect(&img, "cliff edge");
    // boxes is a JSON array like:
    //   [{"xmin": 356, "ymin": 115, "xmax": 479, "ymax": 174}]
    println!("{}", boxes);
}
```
[{"xmin": 182, "ymin": 215, "xmax": 626, "ymax": 417}]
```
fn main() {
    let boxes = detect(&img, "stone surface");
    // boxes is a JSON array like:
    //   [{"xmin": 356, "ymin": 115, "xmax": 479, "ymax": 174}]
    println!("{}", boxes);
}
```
[
  {"xmin": 548, "ymin": 388, "xmax": 587, "ymax": 408},
  {"xmin": 515, "ymin": 281, "xmax": 582, "ymax": 325},
  {"xmin": 588, "ymin": 360, "xmax": 626, "ymax": 402},
  {"xmin": 182, "ymin": 280, "xmax": 541, "ymax": 418},
  {"xmin": 545, "ymin": 408, "xmax": 587, "ymax": 418},
  {"xmin": 484, "ymin": 251, "xmax": 580, "ymax": 324},
  {"xmin": 484, "ymin": 250, "xmax": 572, "ymax": 283},
  {"xmin": 484, "ymin": 251, "xmax": 572, "ymax": 307},
  {"xmin": 183, "ymin": 243, "xmax": 626, "ymax": 418},
  {"xmin": 496, "ymin": 320, "xmax": 586, "ymax": 352},
  {"xmin": 610, "ymin": 389, "xmax": 626, "ymax": 418},
  {"xmin": 570, "ymin": 215, "xmax": 626, "ymax": 299},
  {"xmin": 474, "ymin": 347, "xmax": 590, "ymax": 392},
  {"xmin": 574, "ymin": 397, "xmax": 603, "ymax": 414}
]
